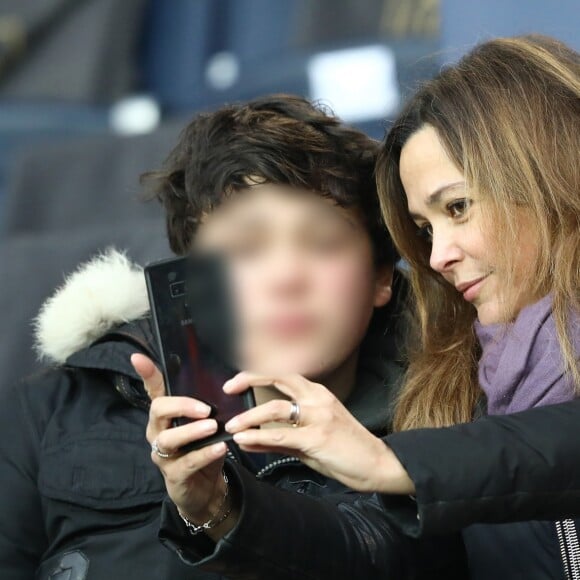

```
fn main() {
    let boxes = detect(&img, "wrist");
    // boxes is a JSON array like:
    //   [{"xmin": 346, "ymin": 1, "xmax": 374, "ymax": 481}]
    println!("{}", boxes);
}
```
[
  {"xmin": 178, "ymin": 471, "xmax": 233, "ymax": 534},
  {"xmin": 376, "ymin": 441, "xmax": 415, "ymax": 495}
]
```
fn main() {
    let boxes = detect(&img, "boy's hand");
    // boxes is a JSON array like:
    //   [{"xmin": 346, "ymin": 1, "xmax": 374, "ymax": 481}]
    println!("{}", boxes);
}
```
[{"xmin": 131, "ymin": 354, "xmax": 237, "ymax": 537}]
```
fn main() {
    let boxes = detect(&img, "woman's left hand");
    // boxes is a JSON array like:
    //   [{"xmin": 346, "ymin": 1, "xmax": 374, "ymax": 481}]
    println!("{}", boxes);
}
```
[{"xmin": 224, "ymin": 372, "xmax": 413, "ymax": 494}]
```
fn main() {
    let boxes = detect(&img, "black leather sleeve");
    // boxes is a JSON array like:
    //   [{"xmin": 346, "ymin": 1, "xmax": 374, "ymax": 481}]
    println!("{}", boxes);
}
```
[
  {"xmin": 159, "ymin": 462, "xmax": 466, "ymax": 579},
  {"xmin": 382, "ymin": 400, "xmax": 580, "ymax": 537}
]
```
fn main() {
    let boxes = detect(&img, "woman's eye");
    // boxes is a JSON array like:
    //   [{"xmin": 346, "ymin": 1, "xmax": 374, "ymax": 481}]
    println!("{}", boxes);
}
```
[
  {"xmin": 447, "ymin": 199, "xmax": 472, "ymax": 219},
  {"xmin": 416, "ymin": 223, "xmax": 433, "ymax": 242}
]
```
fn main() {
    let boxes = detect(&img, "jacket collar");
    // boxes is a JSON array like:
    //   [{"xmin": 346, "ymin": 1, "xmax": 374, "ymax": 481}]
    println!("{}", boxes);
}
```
[{"xmin": 65, "ymin": 317, "xmax": 160, "ymax": 380}]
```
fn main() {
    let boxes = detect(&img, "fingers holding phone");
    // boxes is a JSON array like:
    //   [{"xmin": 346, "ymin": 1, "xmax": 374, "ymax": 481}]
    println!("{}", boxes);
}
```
[
  {"xmin": 131, "ymin": 353, "xmax": 167, "ymax": 401},
  {"xmin": 131, "ymin": 352, "xmax": 219, "ymax": 458},
  {"xmin": 131, "ymin": 353, "xmax": 229, "ymax": 523},
  {"xmin": 131, "ymin": 353, "xmax": 213, "ymax": 432},
  {"xmin": 148, "ymin": 421, "xmax": 228, "ymax": 526}
]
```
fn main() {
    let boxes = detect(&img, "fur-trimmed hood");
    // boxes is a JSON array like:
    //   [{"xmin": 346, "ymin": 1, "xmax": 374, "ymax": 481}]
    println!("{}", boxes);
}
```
[{"xmin": 34, "ymin": 249, "xmax": 150, "ymax": 364}]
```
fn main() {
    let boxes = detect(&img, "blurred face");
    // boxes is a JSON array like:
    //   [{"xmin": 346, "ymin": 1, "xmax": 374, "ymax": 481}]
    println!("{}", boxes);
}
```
[
  {"xmin": 399, "ymin": 125, "xmax": 539, "ymax": 325},
  {"xmin": 195, "ymin": 184, "xmax": 392, "ymax": 378}
]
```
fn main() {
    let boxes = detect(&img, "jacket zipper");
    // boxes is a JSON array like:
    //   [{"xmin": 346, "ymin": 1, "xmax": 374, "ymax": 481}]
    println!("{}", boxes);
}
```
[
  {"xmin": 226, "ymin": 448, "xmax": 238, "ymax": 464},
  {"xmin": 255, "ymin": 456, "xmax": 300, "ymax": 479},
  {"xmin": 556, "ymin": 519, "xmax": 580, "ymax": 580}
]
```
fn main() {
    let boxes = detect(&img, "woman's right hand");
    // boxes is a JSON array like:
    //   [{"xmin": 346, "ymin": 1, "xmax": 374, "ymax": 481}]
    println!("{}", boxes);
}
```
[{"xmin": 131, "ymin": 354, "xmax": 232, "ymax": 531}]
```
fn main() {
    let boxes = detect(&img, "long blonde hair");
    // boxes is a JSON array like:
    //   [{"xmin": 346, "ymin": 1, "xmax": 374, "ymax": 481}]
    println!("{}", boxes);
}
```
[{"xmin": 377, "ymin": 35, "xmax": 580, "ymax": 430}]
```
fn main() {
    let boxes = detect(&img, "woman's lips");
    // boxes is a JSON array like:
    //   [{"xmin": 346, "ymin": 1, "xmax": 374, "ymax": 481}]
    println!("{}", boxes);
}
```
[{"xmin": 456, "ymin": 276, "xmax": 487, "ymax": 302}]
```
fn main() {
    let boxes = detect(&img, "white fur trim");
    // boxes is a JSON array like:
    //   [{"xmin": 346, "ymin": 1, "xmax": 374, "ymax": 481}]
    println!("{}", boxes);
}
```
[{"xmin": 34, "ymin": 248, "xmax": 150, "ymax": 364}]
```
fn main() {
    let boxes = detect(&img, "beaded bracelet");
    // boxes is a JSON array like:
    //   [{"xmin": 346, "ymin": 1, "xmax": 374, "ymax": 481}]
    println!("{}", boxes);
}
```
[{"xmin": 177, "ymin": 472, "xmax": 232, "ymax": 535}]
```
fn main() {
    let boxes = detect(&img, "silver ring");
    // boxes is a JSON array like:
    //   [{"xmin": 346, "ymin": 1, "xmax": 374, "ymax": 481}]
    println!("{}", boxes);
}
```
[
  {"xmin": 289, "ymin": 400, "xmax": 301, "ymax": 428},
  {"xmin": 151, "ymin": 439, "xmax": 174, "ymax": 459}
]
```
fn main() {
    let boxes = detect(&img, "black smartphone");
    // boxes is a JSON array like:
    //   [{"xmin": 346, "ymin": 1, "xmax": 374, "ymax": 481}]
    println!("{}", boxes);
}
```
[{"xmin": 145, "ymin": 254, "xmax": 254, "ymax": 451}]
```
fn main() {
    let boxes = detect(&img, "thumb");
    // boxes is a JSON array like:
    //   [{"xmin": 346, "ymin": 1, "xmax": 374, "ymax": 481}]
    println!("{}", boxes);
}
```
[{"xmin": 131, "ymin": 353, "xmax": 166, "ymax": 400}]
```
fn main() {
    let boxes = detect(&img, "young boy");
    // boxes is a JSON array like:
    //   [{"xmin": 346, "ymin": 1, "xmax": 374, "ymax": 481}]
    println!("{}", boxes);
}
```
[{"xmin": 1, "ymin": 95, "xmax": 450, "ymax": 579}]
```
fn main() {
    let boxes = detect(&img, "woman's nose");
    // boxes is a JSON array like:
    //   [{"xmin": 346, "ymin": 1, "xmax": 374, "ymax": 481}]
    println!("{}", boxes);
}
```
[{"xmin": 429, "ymin": 228, "xmax": 463, "ymax": 273}]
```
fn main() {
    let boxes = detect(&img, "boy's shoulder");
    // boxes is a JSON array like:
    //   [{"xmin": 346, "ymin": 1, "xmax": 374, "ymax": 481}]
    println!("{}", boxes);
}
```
[
  {"xmin": 6, "ymin": 315, "xmax": 155, "ymax": 430},
  {"xmin": 2, "ymin": 249, "xmax": 157, "ymax": 422}
]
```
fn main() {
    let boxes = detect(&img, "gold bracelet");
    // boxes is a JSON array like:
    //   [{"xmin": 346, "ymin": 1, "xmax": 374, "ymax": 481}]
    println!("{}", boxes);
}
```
[{"xmin": 177, "ymin": 472, "xmax": 232, "ymax": 535}]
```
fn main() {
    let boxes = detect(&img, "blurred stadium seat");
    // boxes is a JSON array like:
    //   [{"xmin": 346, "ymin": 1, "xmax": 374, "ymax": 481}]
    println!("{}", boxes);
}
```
[
  {"xmin": 1, "ymin": 120, "xmax": 183, "ymax": 236},
  {"xmin": 0, "ymin": 219, "xmax": 169, "ymax": 392},
  {"xmin": 140, "ymin": 0, "xmax": 439, "ymax": 140},
  {"xmin": 441, "ymin": 0, "xmax": 580, "ymax": 58}
]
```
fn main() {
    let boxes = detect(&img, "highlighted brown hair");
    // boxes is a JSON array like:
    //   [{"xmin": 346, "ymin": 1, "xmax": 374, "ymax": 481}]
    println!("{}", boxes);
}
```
[{"xmin": 378, "ymin": 35, "xmax": 580, "ymax": 430}]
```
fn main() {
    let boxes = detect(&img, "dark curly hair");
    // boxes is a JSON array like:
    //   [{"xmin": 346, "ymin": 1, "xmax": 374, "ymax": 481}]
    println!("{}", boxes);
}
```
[{"xmin": 142, "ymin": 94, "xmax": 396, "ymax": 266}]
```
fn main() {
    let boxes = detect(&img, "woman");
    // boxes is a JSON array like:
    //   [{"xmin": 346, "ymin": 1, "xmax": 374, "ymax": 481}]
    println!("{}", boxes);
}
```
[{"xmin": 209, "ymin": 35, "xmax": 580, "ymax": 577}]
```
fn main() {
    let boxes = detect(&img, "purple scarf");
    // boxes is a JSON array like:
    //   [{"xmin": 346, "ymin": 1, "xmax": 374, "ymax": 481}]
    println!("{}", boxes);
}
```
[{"xmin": 475, "ymin": 295, "xmax": 579, "ymax": 415}]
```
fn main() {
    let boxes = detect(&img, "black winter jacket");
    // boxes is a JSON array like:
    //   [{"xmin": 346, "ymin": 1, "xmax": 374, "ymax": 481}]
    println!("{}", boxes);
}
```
[
  {"xmin": 1, "ymin": 252, "xmax": 466, "ymax": 579},
  {"xmin": 0, "ymin": 318, "xmax": 214, "ymax": 580},
  {"xmin": 160, "ymin": 399, "xmax": 580, "ymax": 579},
  {"xmin": 382, "ymin": 404, "xmax": 580, "ymax": 579},
  {"xmin": 0, "ymin": 250, "xmax": 247, "ymax": 580}
]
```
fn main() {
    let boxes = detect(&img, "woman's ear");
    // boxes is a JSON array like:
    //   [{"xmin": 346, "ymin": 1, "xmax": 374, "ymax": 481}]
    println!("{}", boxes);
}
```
[{"xmin": 373, "ymin": 265, "xmax": 394, "ymax": 307}]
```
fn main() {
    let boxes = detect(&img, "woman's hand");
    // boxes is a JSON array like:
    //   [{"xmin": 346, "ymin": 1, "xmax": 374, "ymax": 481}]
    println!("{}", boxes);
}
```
[
  {"xmin": 224, "ymin": 372, "xmax": 414, "ymax": 494},
  {"xmin": 131, "ymin": 354, "xmax": 237, "ymax": 537}
]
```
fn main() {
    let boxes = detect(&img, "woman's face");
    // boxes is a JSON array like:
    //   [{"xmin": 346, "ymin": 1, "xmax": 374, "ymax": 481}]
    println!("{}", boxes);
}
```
[
  {"xmin": 195, "ymin": 183, "xmax": 392, "ymax": 377},
  {"xmin": 399, "ymin": 124, "xmax": 539, "ymax": 325}
]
